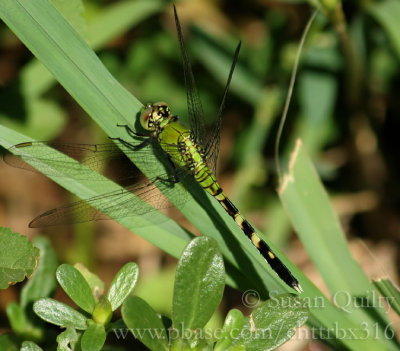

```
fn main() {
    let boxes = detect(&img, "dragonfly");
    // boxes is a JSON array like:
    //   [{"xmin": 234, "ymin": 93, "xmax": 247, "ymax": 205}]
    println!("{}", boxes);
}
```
[{"xmin": 5, "ymin": 6, "xmax": 302, "ymax": 293}]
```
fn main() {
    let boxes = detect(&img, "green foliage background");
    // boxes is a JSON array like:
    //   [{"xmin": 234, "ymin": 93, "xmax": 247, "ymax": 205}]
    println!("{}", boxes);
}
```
[{"xmin": 0, "ymin": 0, "xmax": 399, "ymax": 350}]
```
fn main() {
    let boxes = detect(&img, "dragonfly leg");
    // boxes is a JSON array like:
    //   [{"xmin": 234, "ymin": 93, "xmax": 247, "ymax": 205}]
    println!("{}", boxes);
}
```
[
  {"xmin": 154, "ymin": 174, "xmax": 180, "ymax": 185},
  {"xmin": 116, "ymin": 123, "xmax": 148, "ymax": 138},
  {"xmin": 109, "ymin": 136, "xmax": 153, "ymax": 151},
  {"xmin": 155, "ymin": 156, "xmax": 180, "ymax": 185}
]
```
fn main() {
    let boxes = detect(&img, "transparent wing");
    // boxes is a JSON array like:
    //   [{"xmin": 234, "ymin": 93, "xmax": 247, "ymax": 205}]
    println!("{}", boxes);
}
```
[
  {"xmin": 4, "ymin": 141, "xmax": 163, "ymax": 181},
  {"xmin": 173, "ymin": 5, "xmax": 206, "ymax": 146},
  {"xmin": 28, "ymin": 179, "xmax": 185, "ymax": 228},
  {"xmin": 173, "ymin": 6, "xmax": 241, "ymax": 174},
  {"xmin": 204, "ymin": 42, "xmax": 241, "ymax": 174},
  {"xmin": 4, "ymin": 141, "xmax": 190, "ymax": 227}
]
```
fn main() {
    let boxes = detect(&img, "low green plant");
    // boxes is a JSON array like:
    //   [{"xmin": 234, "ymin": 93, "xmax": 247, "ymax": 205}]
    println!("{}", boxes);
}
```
[
  {"xmin": 1, "ymin": 236, "xmax": 308, "ymax": 350},
  {"xmin": 33, "ymin": 261, "xmax": 138, "ymax": 350}
]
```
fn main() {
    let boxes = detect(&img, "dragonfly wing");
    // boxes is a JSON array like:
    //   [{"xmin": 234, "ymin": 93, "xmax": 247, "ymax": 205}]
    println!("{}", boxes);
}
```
[
  {"xmin": 6, "ymin": 140, "xmax": 191, "ymax": 228},
  {"xmin": 173, "ymin": 5, "xmax": 207, "ymax": 146},
  {"xmin": 4, "ymin": 141, "xmax": 165, "ymax": 181},
  {"xmin": 29, "ymin": 176, "xmax": 190, "ymax": 228},
  {"xmin": 29, "ymin": 183, "xmax": 152, "ymax": 227},
  {"xmin": 204, "ymin": 42, "xmax": 241, "ymax": 174},
  {"xmin": 4, "ymin": 142, "xmax": 106, "ymax": 180}
]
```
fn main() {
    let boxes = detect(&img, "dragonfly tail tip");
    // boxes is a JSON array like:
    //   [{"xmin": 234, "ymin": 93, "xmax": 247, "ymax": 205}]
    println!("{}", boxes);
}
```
[{"xmin": 293, "ymin": 283, "xmax": 303, "ymax": 294}]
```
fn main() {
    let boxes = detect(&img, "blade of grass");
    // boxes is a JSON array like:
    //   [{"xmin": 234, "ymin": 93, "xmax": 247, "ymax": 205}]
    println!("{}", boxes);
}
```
[
  {"xmin": 22, "ymin": 0, "xmax": 164, "ymax": 100},
  {"xmin": 373, "ymin": 279, "xmax": 400, "ymax": 316},
  {"xmin": 280, "ymin": 139, "xmax": 371, "ymax": 293},
  {"xmin": 279, "ymin": 139, "xmax": 398, "ymax": 351}
]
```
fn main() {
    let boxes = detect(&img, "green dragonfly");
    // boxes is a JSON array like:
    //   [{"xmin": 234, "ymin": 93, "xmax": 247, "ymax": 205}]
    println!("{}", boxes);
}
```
[{"xmin": 5, "ymin": 6, "xmax": 301, "ymax": 293}]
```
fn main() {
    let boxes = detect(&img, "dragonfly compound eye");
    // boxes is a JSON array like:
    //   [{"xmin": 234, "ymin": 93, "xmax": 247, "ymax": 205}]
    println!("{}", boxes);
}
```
[{"xmin": 139, "ymin": 104, "xmax": 154, "ymax": 131}]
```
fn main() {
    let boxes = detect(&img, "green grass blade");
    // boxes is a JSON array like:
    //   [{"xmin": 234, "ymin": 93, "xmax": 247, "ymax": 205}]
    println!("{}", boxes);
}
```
[
  {"xmin": 22, "ymin": 0, "xmax": 163, "ymax": 100},
  {"xmin": 373, "ymin": 279, "xmax": 400, "ymax": 316},
  {"xmin": 20, "ymin": 237, "xmax": 58, "ymax": 309},
  {"xmin": 280, "ymin": 140, "xmax": 370, "ymax": 294},
  {"xmin": 279, "ymin": 139, "xmax": 398, "ymax": 351}
]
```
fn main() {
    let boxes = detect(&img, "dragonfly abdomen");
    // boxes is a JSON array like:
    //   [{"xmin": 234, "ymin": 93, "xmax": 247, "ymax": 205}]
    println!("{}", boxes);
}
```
[
  {"xmin": 196, "ymin": 168, "xmax": 302, "ymax": 292},
  {"xmin": 220, "ymin": 195, "xmax": 302, "ymax": 292}
]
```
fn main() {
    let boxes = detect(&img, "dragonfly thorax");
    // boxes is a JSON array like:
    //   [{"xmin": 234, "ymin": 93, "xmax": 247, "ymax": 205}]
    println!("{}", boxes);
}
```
[{"xmin": 140, "ymin": 102, "xmax": 174, "ymax": 132}]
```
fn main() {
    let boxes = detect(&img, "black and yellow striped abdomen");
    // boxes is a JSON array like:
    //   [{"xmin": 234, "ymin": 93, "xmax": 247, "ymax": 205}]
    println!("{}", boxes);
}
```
[{"xmin": 194, "ymin": 164, "xmax": 301, "ymax": 292}]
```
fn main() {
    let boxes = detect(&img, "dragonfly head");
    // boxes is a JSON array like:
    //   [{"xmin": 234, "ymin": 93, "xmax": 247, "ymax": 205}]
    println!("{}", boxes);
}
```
[{"xmin": 140, "ymin": 102, "xmax": 172, "ymax": 131}]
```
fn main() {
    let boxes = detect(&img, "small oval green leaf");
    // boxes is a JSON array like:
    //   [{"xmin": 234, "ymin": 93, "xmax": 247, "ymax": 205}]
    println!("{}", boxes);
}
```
[
  {"xmin": 33, "ymin": 298, "xmax": 87, "ymax": 330},
  {"xmin": 243, "ymin": 294, "xmax": 308, "ymax": 350},
  {"xmin": 81, "ymin": 323, "xmax": 106, "ymax": 351},
  {"xmin": 172, "ymin": 237, "xmax": 225, "ymax": 330},
  {"xmin": 214, "ymin": 309, "xmax": 245, "ymax": 351},
  {"xmin": 56, "ymin": 264, "xmax": 96, "ymax": 314},
  {"xmin": 122, "ymin": 295, "xmax": 169, "ymax": 351},
  {"xmin": 107, "ymin": 262, "xmax": 139, "ymax": 311}
]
